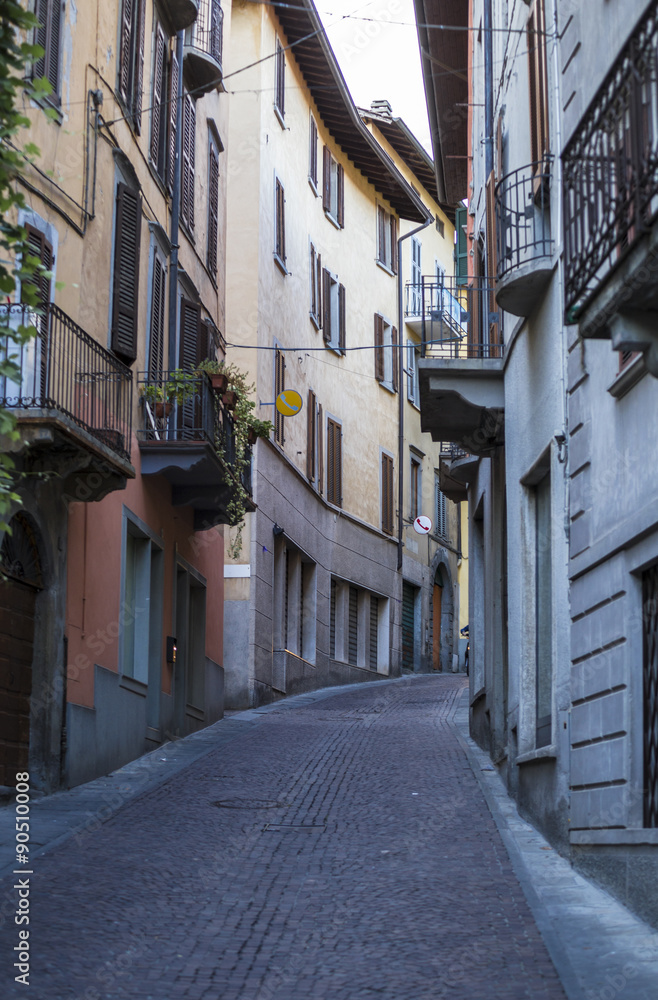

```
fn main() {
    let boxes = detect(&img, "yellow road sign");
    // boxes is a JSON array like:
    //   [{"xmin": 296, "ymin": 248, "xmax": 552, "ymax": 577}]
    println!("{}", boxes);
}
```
[{"xmin": 275, "ymin": 389, "xmax": 303, "ymax": 416}]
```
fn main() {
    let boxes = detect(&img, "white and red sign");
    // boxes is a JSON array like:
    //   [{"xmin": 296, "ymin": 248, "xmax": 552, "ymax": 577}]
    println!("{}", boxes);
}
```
[{"xmin": 413, "ymin": 515, "xmax": 432, "ymax": 535}]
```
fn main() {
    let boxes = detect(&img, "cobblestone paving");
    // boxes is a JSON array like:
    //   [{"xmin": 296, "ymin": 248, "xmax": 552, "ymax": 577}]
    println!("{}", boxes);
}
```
[{"xmin": 0, "ymin": 675, "xmax": 567, "ymax": 999}]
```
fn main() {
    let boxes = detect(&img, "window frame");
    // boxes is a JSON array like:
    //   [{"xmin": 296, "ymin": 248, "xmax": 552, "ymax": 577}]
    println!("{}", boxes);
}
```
[
  {"xmin": 381, "ymin": 451, "xmax": 395, "ymax": 536},
  {"xmin": 274, "ymin": 175, "xmax": 287, "ymax": 273},
  {"xmin": 33, "ymin": 0, "xmax": 62, "ymax": 106},
  {"xmin": 180, "ymin": 89, "xmax": 196, "ymax": 233},
  {"xmin": 274, "ymin": 346, "xmax": 285, "ymax": 446},
  {"xmin": 374, "ymin": 313, "xmax": 398, "ymax": 392},
  {"xmin": 376, "ymin": 205, "xmax": 398, "ymax": 274},
  {"xmin": 326, "ymin": 415, "xmax": 342, "ymax": 507},
  {"xmin": 410, "ymin": 454, "xmax": 421, "ymax": 520},
  {"xmin": 207, "ymin": 136, "xmax": 220, "ymax": 280},
  {"xmin": 435, "ymin": 478, "xmax": 448, "ymax": 540},
  {"xmin": 322, "ymin": 146, "xmax": 344, "ymax": 229},
  {"xmin": 309, "ymin": 114, "xmax": 319, "ymax": 194},
  {"xmin": 274, "ymin": 36, "xmax": 285, "ymax": 126},
  {"xmin": 406, "ymin": 338, "xmax": 420, "ymax": 408},
  {"xmin": 117, "ymin": 0, "xmax": 146, "ymax": 132},
  {"xmin": 322, "ymin": 268, "xmax": 345, "ymax": 354},
  {"xmin": 309, "ymin": 240, "xmax": 322, "ymax": 328}
]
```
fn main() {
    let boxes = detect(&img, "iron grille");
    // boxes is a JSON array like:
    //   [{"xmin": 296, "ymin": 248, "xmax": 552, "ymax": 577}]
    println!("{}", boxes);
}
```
[
  {"xmin": 643, "ymin": 563, "xmax": 658, "ymax": 828},
  {"xmin": 417, "ymin": 276, "xmax": 503, "ymax": 360},
  {"xmin": 496, "ymin": 161, "xmax": 553, "ymax": 280},
  {"xmin": 192, "ymin": 0, "xmax": 224, "ymax": 64},
  {"xmin": 0, "ymin": 303, "xmax": 132, "ymax": 462},
  {"xmin": 563, "ymin": 0, "xmax": 658, "ymax": 319}
]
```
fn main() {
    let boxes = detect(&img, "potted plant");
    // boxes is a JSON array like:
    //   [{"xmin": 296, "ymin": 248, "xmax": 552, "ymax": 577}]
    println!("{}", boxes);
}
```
[
  {"xmin": 196, "ymin": 357, "xmax": 229, "ymax": 393},
  {"xmin": 222, "ymin": 389, "xmax": 238, "ymax": 410},
  {"xmin": 246, "ymin": 417, "xmax": 273, "ymax": 445},
  {"xmin": 140, "ymin": 383, "xmax": 172, "ymax": 419},
  {"xmin": 140, "ymin": 369, "xmax": 197, "ymax": 417}
]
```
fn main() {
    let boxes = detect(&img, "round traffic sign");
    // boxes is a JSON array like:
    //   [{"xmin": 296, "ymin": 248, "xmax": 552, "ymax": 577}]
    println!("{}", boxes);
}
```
[
  {"xmin": 413, "ymin": 515, "xmax": 432, "ymax": 534},
  {"xmin": 275, "ymin": 389, "xmax": 303, "ymax": 416}
]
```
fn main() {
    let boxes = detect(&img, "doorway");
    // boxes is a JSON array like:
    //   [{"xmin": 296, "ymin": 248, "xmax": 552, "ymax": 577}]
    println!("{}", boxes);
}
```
[{"xmin": 432, "ymin": 566, "xmax": 444, "ymax": 670}]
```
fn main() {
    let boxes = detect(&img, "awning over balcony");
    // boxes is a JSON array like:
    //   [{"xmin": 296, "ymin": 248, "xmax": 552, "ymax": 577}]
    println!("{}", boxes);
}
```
[{"xmin": 183, "ymin": 0, "xmax": 223, "ymax": 93}]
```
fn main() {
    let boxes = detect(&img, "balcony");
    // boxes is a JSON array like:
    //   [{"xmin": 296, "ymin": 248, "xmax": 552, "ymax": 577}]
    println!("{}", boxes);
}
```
[
  {"xmin": 137, "ymin": 371, "xmax": 253, "ymax": 531},
  {"xmin": 414, "ymin": 278, "xmax": 505, "ymax": 455},
  {"xmin": 0, "ymin": 304, "xmax": 134, "ymax": 497},
  {"xmin": 438, "ymin": 444, "xmax": 478, "ymax": 502},
  {"xmin": 166, "ymin": 0, "xmax": 199, "ymax": 31},
  {"xmin": 495, "ymin": 161, "xmax": 554, "ymax": 316},
  {"xmin": 563, "ymin": 1, "xmax": 658, "ymax": 357},
  {"xmin": 184, "ymin": 0, "xmax": 223, "ymax": 95}
]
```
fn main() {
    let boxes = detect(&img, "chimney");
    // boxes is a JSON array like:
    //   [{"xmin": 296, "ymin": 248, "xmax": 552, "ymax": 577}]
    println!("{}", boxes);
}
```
[{"xmin": 370, "ymin": 99, "xmax": 393, "ymax": 117}]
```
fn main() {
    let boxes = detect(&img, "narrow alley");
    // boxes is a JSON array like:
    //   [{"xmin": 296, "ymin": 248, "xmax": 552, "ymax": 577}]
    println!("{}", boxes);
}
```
[{"xmin": 1, "ymin": 676, "xmax": 655, "ymax": 999}]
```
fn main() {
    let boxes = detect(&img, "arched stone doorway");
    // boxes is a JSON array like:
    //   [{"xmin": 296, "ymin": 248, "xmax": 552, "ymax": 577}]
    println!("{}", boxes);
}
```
[
  {"xmin": 0, "ymin": 513, "xmax": 43, "ymax": 787},
  {"xmin": 429, "ymin": 554, "xmax": 454, "ymax": 673}
]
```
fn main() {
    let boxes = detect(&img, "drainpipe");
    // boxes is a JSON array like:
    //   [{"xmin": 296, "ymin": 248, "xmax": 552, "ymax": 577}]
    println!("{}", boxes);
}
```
[
  {"xmin": 168, "ymin": 30, "xmax": 185, "ymax": 371},
  {"xmin": 484, "ymin": 0, "xmax": 494, "ymax": 178},
  {"xmin": 397, "ymin": 214, "xmax": 433, "ymax": 571}
]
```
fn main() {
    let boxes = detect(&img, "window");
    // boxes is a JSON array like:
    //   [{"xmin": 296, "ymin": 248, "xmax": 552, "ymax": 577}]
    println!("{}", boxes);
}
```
[
  {"xmin": 377, "ymin": 206, "xmax": 398, "ymax": 272},
  {"xmin": 118, "ymin": 0, "xmax": 146, "ymax": 131},
  {"xmin": 148, "ymin": 251, "xmax": 166, "ymax": 381},
  {"xmin": 374, "ymin": 313, "xmax": 398, "ymax": 391},
  {"xmin": 274, "ymin": 37, "xmax": 285, "ymax": 123},
  {"xmin": 527, "ymin": 0, "xmax": 549, "ymax": 170},
  {"xmin": 21, "ymin": 225, "xmax": 53, "ymax": 313},
  {"xmin": 306, "ymin": 389, "xmax": 316, "ymax": 482},
  {"xmin": 435, "ymin": 479, "xmax": 447, "ymax": 538},
  {"xmin": 381, "ymin": 453, "xmax": 394, "ymax": 535},
  {"xmin": 330, "ymin": 576, "xmax": 388, "ymax": 671},
  {"xmin": 322, "ymin": 269, "xmax": 345, "ymax": 353},
  {"xmin": 207, "ymin": 140, "xmax": 220, "ymax": 278},
  {"xmin": 111, "ymin": 182, "xmax": 142, "ymax": 364},
  {"xmin": 181, "ymin": 91, "xmax": 196, "ymax": 232},
  {"xmin": 348, "ymin": 586, "xmax": 358, "ymax": 665},
  {"xmin": 369, "ymin": 595, "xmax": 380, "ymax": 670},
  {"xmin": 309, "ymin": 242, "xmax": 322, "ymax": 327},
  {"xmin": 275, "ymin": 543, "xmax": 317, "ymax": 662},
  {"xmin": 309, "ymin": 115, "xmax": 318, "ymax": 192},
  {"xmin": 150, "ymin": 24, "xmax": 168, "ymax": 176},
  {"xmin": 455, "ymin": 204, "xmax": 468, "ymax": 286},
  {"xmin": 322, "ymin": 147, "xmax": 344, "ymax": 227},
  {"xmin": 406, "ymin": 340, "xmax": 420, "ymax": 407},
  {"xmin": 33, "ymin": 0, "xmax": 62, "ymax": 103},
  {"xmin": 274, "ymin": 348, "xmax": 285, "ymax": 445},
  {"xmin": 326, "ymin": 417, "xmax": 342, "ymax": 506},
  {"xmin": 535, "ymin": 472, "xmax": 552, "ymax": 748},
  {"xmin": 121, "ymin": 519, "xmax": 163, "ymax": 690},
  {"xmin": 436, "ymin": 217, "xmax": 445, "ymax": 238},
  {"xmin": 274, "ymin": 177, "xmax": 286, "ymax": 271},
  {"xmin": 410, "ymin": 455, "xmax": 421, "ymax": 520}
]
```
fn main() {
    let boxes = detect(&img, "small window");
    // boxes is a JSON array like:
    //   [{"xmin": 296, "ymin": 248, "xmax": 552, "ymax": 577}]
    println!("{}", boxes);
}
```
[
  {"xmin": 327, "ymin": 417, "xmax": 342, "ymax": 506},
  {"xmin": 322, "ymin": 147, "xmax": 344, "ymax": 227},
  {"xmin": 309, "ymin": 115, "xmax": 318, "ymax": 192},
  {"xmin": 274, "ymin": 177, "xmax": 286, "ymax": 271},
  {"xmin": 381, "ymin": 453, "xmax": 394, "ymax": 535},
  {"xmin": 410, "ymin": 455, "xmax": 421, "ymax": 520},
  {"xmin": 377, "ymin": 206, "xmax": 398, "ymax": 272},
  {"xmin": 374, "ymin": 313, "xmax": 398, "ymax": 391},
  {"xmin": 322, "ymin": 269, "xmax": 345, "ymax": 353},
  {"xmin": 406, "ymin": 339, "xmax": 420, "ymax": 408},
  {"xmin": 309, "ymin": 242, "xmax": 322, "ymax": 327},
  {"xmin": 274, "ymin": 37, "xmax": 285, "ymax": 123}
]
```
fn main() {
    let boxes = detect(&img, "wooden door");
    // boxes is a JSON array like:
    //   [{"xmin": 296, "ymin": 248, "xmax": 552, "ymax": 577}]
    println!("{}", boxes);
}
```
[{"xmin": 0, "ymin": 578, "xmax": 36, "ymax": 786}]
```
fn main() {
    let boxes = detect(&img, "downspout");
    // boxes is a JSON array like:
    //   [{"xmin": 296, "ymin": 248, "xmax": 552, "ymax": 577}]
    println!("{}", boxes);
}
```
[
  {"xmin": 397, "ymin": 214, "xmax": 433, "ymax": 571},
  {"xmin": 484, "ymin": 0, "xmax": 494, "ymax": 178},
  {"xmin": 168, "ymin": 30, "xmax": 185, "ymax": 370}
]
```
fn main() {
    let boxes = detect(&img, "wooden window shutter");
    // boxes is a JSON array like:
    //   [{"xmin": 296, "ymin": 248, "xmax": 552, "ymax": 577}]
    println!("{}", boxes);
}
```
[
  {"xmin": 485, "ymin": 171, "xmax": 498, "ymax": 280},
  {"xmin": 111, "ymin": 183, "xmax": 141, "ymax": 363},
  {"xmin": 310, "ymin": 243, "xmax": 316, "ymax": 316},
  {"xmin": 374, "ymin": 313, "xmax": 384, "ymax": 382},
  {"xmin": 316, "ymin": 252, "xmax": 322, "ymax": 323},
  {"xmin": 34, "ymin": 0, "xmax": 61, "ymax": 97},
  {"xmin": 496, "ymin": 113, "xmax": 504, "ymax": 182},
  {"xmin": 335, "ymin": 422, "xmax": 342, "ymax": 506},
  {"xmin": 118, "ymin": 0, "xmax": 133, "ymax": 105},
  {"xmin": 148, "ymin": 255, "xmax": 166, "ymax": 380},
  {"xmin": 276, "ymin": 180, "xmax": 286, "ymax": 263},
  {"xmin": 322, "ymin": 268, "xmax": 331, "ymax": 343},
  {"xmin": 327, "ymin": 419, "xmax": 341, "ymax": 505},
  {"xmin": 377, "ymin": 207, "xmax": 385, "ymax": 263},
  {"xmin": 468, "ymin": 243, "xmax": 482, "ymax": 358},
  {"xmin": 391, "ymin": 216, "xmax": 398, "ymax": 273},
  {"xmin": 317, "ymin": 403, "xmax": 323, "ymax": 494},
  {"xmin": 528, "ymin": 0, "xmax": 549, "ymax": 170},
  {"xmin": 338, "ymin": 283, "xmax": 346, "ymax": 353},
  {"xmin": 167, "ymin": 48, "xmax": 180, "ymax": 192},
  {"xmin": 337, "ymin": 164, "xmax": 344, "ymax": 227},
  {"xmin": 208, "ymin": 145, "xmax": 220, "ymax": 276},
  {"xmin": 309, "ymin": 116, "xmax": 317, "ymax": 186},
  {"xmin": 406, "ymin": 341, "xmax": 415, "ymax": 402},
  {"xmin": 391, "ymin": 326, "xmax": 399, "ymax": 392},
  {"xmin": 275, "ymin": 349, "xmax": 285, "ymax": 445},
  {"xmin": 133, "ymin": 0, "xmax": 146, "ymax": 133},
  {"xmin": 327, "ymin": 419, "xmax": 334, "ymax": 501},
  {"xmin": 182, "ymin": 94, "xmax": 196, "ymax": 230},
  {"xmin": 306, "ymin": 389, "xmax": 316, "ymax": 481},
  {"xmin": 150, "ymin": 26, "xmax": 166, "ymax": 166},
  {"xmin": 322, "ymin": 146, "xmax": 331, "ymax": 212},
  {"xmin": 455, "ymin": 204, "xmax": 469, "ymax": 285},
  {"xmin": 179, "ymin": 299, "xmax": 201, "ymax": 369},
  {"xmin": 382, "ymin": 454, "xmax": 394, "ymax": 534},
  {"xmin": 21, "ymin": 225, "xmax": 53, "ymax": 311}
]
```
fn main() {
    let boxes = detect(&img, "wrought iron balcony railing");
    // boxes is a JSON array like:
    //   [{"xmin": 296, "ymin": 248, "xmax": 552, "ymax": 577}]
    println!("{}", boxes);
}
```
[
  {"xmin": 439, "ymin": 442, "xmax": 470, "ymax": 461},
  {"xmin": 563, "ymin": 0, "xmax": 658, "ymax": 319},
  {"xmin": 0, "ymin": 303, "xmax": 132, "ymax": 462},
  {"xmin": 188, "ymin": 0, "xmax": 223, "ymax": 65},
  {"xmin": 495, "ymin": 161, "xmax": 553, "ymax": 279},
  {"xmin": 414, "ymin": 277, "xmax": 503, "ymax": 360}
]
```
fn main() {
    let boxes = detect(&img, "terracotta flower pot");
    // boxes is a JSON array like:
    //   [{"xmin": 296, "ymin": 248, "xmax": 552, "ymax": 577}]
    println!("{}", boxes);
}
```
[
  {"xmin": 154, "ymin": 400, "xmax": 173, "ymax": 419},
  {"xmin": 222, "ymin": 390, "xmax": 238, "ymax": 410},
  {"xmin": 247, "ymin": 427, "xmax": 258, "ymax": 445},
  {"xmin": 210, "ymin": 373, "xmax": 229, "ymax": 393}
]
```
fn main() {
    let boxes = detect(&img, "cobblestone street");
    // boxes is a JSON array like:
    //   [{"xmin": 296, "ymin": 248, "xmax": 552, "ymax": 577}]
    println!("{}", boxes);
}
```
[{"xmin": 0, "ymin": 675, "xmax": 578, "ymax": 1000}]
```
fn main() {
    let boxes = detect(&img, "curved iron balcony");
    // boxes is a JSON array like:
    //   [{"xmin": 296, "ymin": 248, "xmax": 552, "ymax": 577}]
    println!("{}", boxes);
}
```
[
  {"xmin": 166, "ymin": 0, "xmax": 199, "ymax": 31},
  {"xmin": 184, "ymin": 0, "xmax": 223, "ymax": 94},
  {"xmin": 495, "ymin": 161, "xmax": 554, "ymax": 317}
]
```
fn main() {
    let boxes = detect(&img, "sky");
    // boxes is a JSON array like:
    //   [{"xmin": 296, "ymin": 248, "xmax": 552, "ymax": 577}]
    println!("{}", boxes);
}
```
[{"xmin": 316, "ymin": 0, "xmax": 432, "ymax": 154}]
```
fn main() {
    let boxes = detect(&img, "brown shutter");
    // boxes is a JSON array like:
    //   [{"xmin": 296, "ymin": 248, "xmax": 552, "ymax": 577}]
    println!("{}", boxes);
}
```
[
  {"xmin": 179, "ymin": 299, "xmax": 201, "ymax": 369},
  {"xmin": 277, "ymin": 180, "xmax": 286, "ymax": 262},
  {"xmin": 21, "ymin": 225, "xmax": 53, "ymax": 311},
  {"xmin": 111, "ymin": 183, "xmax": 141, "ymax": 363},
  {"xmin": 391, "ymin": 216, "xmax": 398, "ymax": 273},
  {"xmin": 322, "ymin": 268, "xmax": 331, "ymax": 343},
  {"xmin": 374, "ymin": 313, "xmax": 384, "ymax": 382},
  {"xmin": 316, "ymin": 252, "xmax": 322, "ymax": 323},
  {"xmin": 182, "ymin": 94, "xmax": 196, "ymax": 231},
  {"xmin": 150, "ymin": 25, "xmax": 166, "ymax": 166},
  {"xmin": 327, "ymin": 419, "xmax": 334, "ymax": 502},
  {"xmin": 322, "ymin": 146, "xmax": 331, "ymax": 212},
  {"xmin": 528, "ymin": 0, "xmax": 549, "ymax": 171},
  {"xmin": 338, "ymin": 283, "xmax": 345, "ymax": 353},
  {"xmin": 335, "ymin": 422, "xmax": 342, "ymax": 506},
  {"xmin": 337, "ymin": 164, "xmax": 344, "ymax": 227},
  {"xmin": 391, "ymin": 325, "xmax": 399, "ymax": 392},
  {"xmin": 275, "ymin": 349, "xmax": 285, "ymax": 445},
  {"xmin": 309, "ymin": 116, "xmax": 317, "ymax": 186},
  {"xmin": 208, "ymin": 145, "xmax": 219, "ymax": 276},
  {"xmin": 377, "ymin": 207, "xmax": 385, "ymax": 263},
  {"xmin": 34, "ymin": 0, "xmax": 61, "ymax": 95},
  {"xmin": 167, "ymin": 48, "xmax": 180, "ymax": 192},
  {"xmin": 310, "ymin": 243, "xmax": 316, "ymax": 316},
  {"xmin": 148, "ymin": 255, "xmax": 166, "ymax": 380},
  {"xmin": 496, "ymin": 113, "xmax": 504, "ymax": 181},
  {"xmin": 118, "ymin": 0, "xmax": 133, "ymax": 105},
  {"xmin": 306, "ymin": 389, "xmax": 316, "ymax": 481},
  {"xmin": 317, "ymin": 403, "xmax": 323, "ymax": 494},
  {"xmin": 327, "ymin": 419, "xmax": 342, "ymax": 506},
  {"xmin": 382, "ymin": 454, "xmax": 393, "ymax": 534},
  {"xmin": 133, "ymin": 0, "xmax": 146, "ymax": 132}
]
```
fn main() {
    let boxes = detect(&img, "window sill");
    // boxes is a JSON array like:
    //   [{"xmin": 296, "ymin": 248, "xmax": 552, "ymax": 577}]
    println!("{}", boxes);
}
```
[
  {"xmin": 607, "ymin": 353, "xmax": 647, "ymax": 398},
  {"xmin": 119, "ymin": 674, "xmax": 148, "ymax": 697},
  {"xmin": 376, "ymin": 259, "xmax": 395, "ymax": 277},
  {"xmin": 407, "ymin": 397, "xmax": 421, "ymax": 411},
  {"xmin": 273, "ymin": 253, "xmax": 289, "ymax": 275},
  {"xmin": 310, "ymin": 312, "xmax": 321, "ymax": 330},
  {"xmin": 26, "ymin": 88, "xmax": 63, "ymax": 124},
  {"xmin": 515, "ymin": 744, "xmax": 557, "ymax": 765},
  {"xmin": 273, "ymin": 104, "xmax": 286, "ymax": 130},
  {"xmin": 325, "ymin": 342, "xmax": 345, "ymax": 357},
  {"xmin": 308, "ymin": 176, "xmax": 319, "ymax": 197},
  {"xmin": 377, "ymin": 380, "xmax": 397, "ymax": 394},
  {"xmin": 325, "ymin": 211, "xmax": 342, "ymax": 231}
]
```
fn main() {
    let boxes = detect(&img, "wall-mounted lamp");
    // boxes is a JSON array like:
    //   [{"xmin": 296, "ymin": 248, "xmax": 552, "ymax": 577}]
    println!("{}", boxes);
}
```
[{"xmin": 554, "ymin": 430, "xmax": 567, "ymax": 464}]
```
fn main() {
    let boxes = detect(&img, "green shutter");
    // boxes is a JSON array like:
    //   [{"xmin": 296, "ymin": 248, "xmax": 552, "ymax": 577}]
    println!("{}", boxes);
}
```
[{"xmin": 455, "ymin": 204, "xmax": 468, "ymax": 286}]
